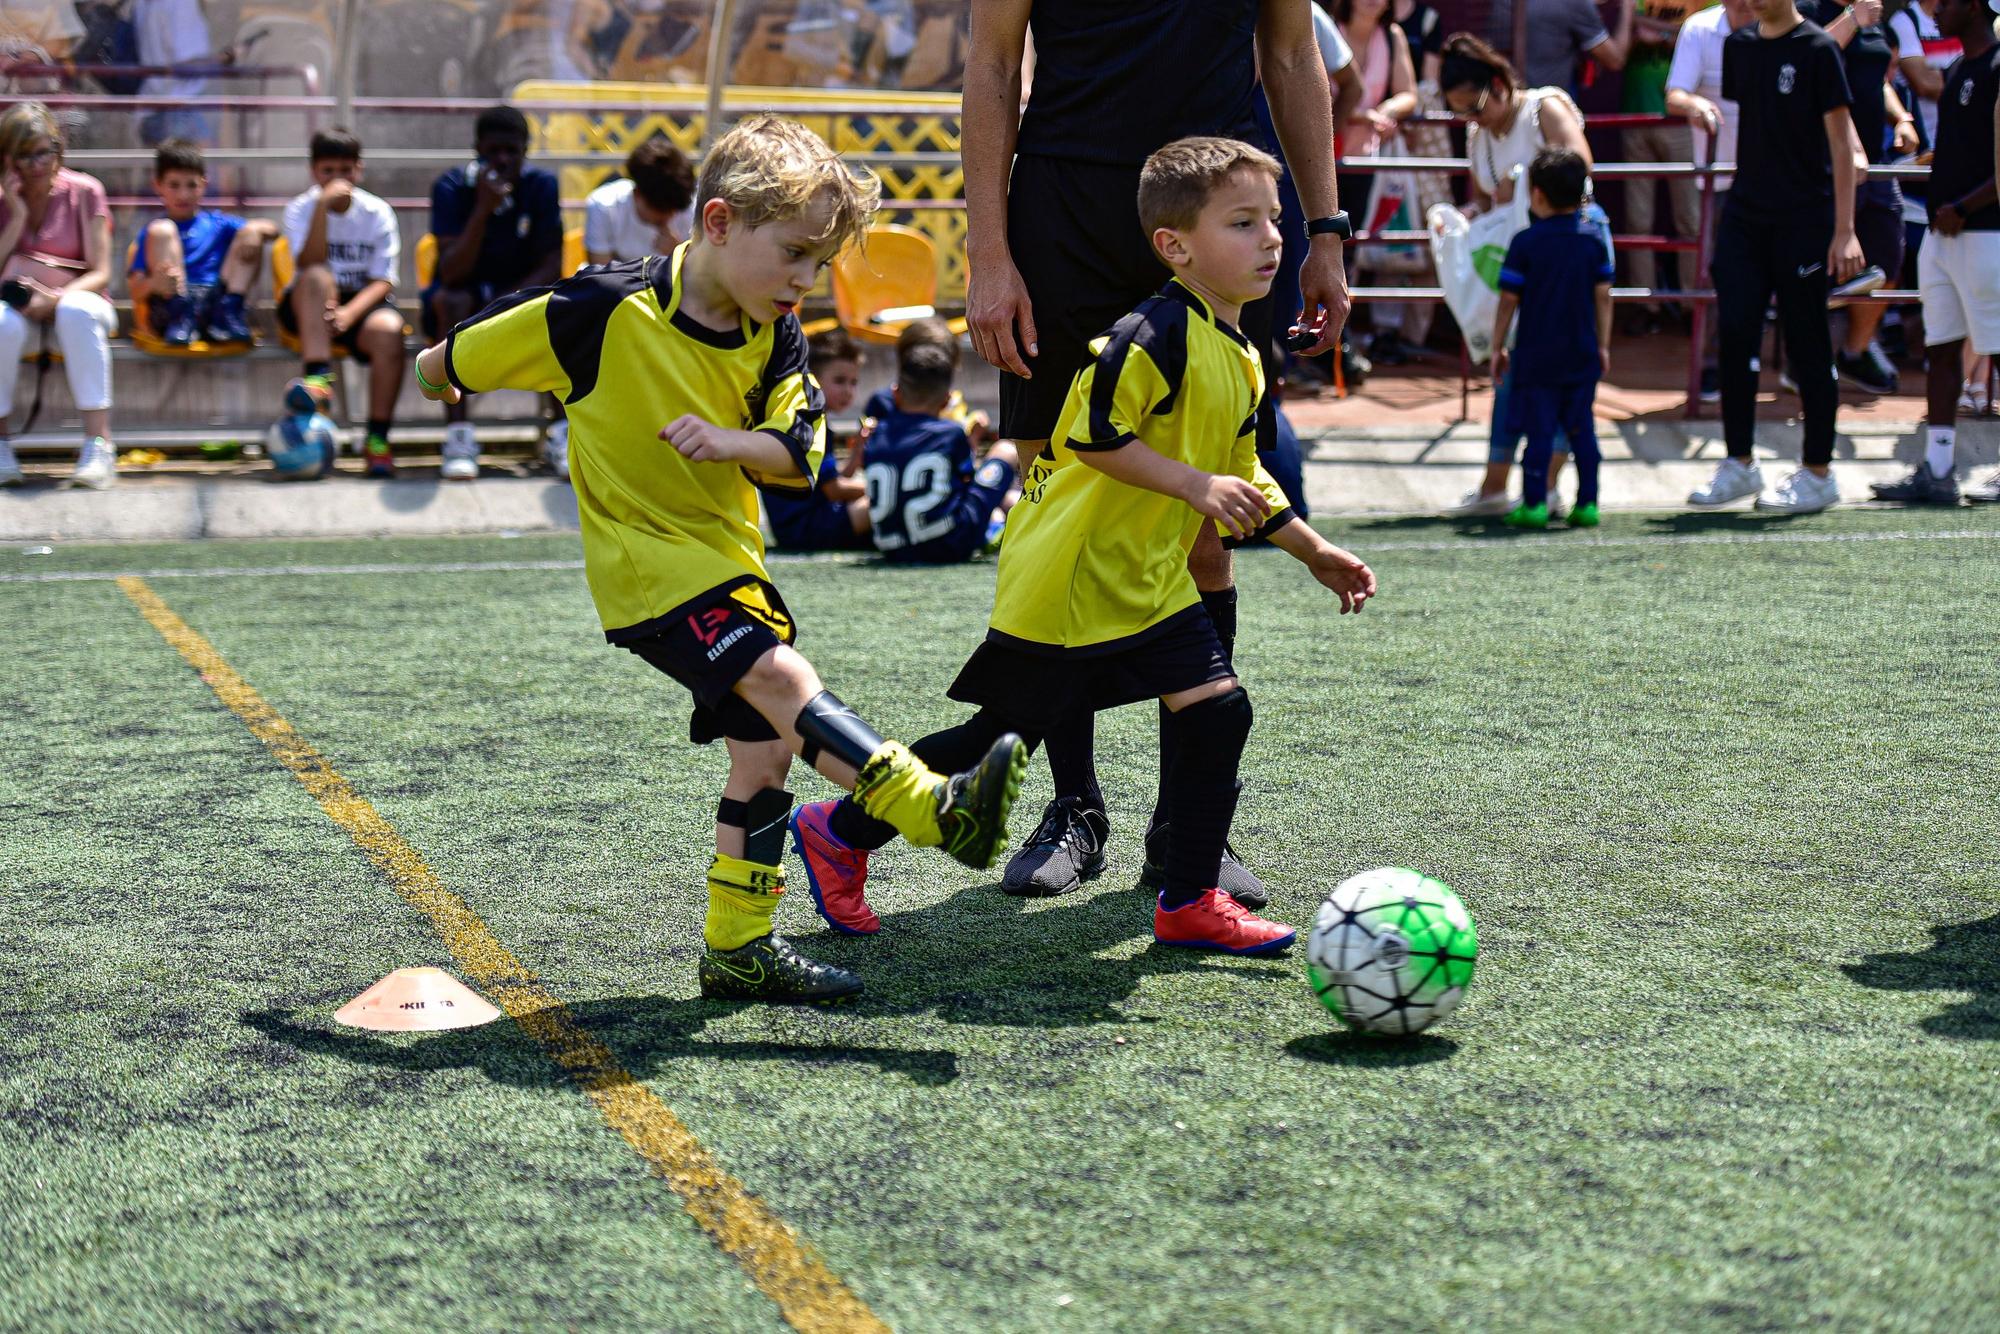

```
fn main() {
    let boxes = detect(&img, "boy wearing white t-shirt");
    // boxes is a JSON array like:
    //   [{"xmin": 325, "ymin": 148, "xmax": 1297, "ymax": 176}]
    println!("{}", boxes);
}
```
[
  {"xmin": 583, "ymin": 136, "xmax": 696, "ymax": 264},
  {"xmin": 280, "ymin": 127, "xmax": 406, "ymax": 477}
]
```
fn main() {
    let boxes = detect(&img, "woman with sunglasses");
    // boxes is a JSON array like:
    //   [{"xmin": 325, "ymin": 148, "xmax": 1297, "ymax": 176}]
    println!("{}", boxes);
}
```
[
  {"xmin": 1437, "ymin": 34, "xmax": 1606, "ymax": 517},
  {"xmin": 0, "ymin": 100, "xmax": 118, "ymax": 488}
]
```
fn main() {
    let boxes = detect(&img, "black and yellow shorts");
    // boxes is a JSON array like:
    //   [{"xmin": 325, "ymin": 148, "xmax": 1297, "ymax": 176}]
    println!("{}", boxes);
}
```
[{"xmin": 615, "ymin": 579, "xmax": 796, "ymax": 745}]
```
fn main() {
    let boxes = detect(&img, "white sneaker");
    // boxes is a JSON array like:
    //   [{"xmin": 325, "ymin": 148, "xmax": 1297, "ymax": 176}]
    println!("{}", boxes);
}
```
[
  {"xmin": 1966, "ymin": 468, "xmax": 2000, "ymax": 503},
  {"xmin": 543, "ymin": 418, "xmax": 570, "ymax": 480},
  {"xmin": 1688, "ymin": 457, "xmax": 1764, "ymax": 507},
  {"xmin": 1755, "ymin": 466, "xmax": 1840, "ymax": 514},
  {"xmin": 441, "ymin": 422, "xmax": 479, "ymax": 481},
  {"xmin": 1448, "ymin": 488, "xmax": 1512, "ymax": 516},
  {"xmin": 0, "ymin": 439, "xmax": 21, "ymax": 487},
  {"xmin": 66, "ymin": 436, "xmax": 117, "ymax": 490}
]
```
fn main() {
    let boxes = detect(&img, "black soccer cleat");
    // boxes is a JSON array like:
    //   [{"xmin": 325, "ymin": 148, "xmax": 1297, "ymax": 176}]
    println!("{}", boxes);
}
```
[
  {"xmin": 698, "ymin": 934, "xmax": 863, "ymax": 1004},
  {"xmin": 1138, "ymin": 822, "xmax": 1270, "ymax": 911},
  {"xmin": 1000, "ymin": 797, "xmax": 1109, "ymax": 897},
  {"xmin": 1869, "ymin": 464, "xmax": 1961, "ymax": 506},
  {"xmin": 936, "ymin": 733, "xmax": 1027, "ymax": 870}
]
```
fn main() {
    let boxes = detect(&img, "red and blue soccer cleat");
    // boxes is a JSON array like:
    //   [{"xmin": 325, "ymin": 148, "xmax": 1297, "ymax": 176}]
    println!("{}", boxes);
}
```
[
  {"xmin": 790, "ymin": 799, "xmax": 879, "ymax": 935},
  {"xmin": 1153, "ymin": 888, "xmax": 1296, "ymax": 955}
]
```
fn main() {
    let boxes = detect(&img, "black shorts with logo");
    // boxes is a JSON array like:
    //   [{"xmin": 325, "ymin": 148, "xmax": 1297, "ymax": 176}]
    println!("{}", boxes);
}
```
[
  {"xmin": 276, "ymin": 284, "xmax": 401, "ymax": 362},
  {"xmin": 946, "ymin": 603, "xmax": 1233, "ymax": 731},
  {"xmin": 619, "ymin": 581, "xmax": 792, "ymax": 745}
]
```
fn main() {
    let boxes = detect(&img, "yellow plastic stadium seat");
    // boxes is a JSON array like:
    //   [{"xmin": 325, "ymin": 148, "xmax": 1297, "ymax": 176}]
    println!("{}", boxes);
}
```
[
  {"xmin": 562, "ymin": 226, "xmax": 586, "ymax": 277},
  {"xmin": 831, "ymin": 224, "xmax": 968, "ymax": 346},
  {"xmin": 415, "ymin": 233, "xmax": 437, "ymax": 290},
  {"xmin": 126, "ymin": 240, "xmax": 255, "ymax": 359}
]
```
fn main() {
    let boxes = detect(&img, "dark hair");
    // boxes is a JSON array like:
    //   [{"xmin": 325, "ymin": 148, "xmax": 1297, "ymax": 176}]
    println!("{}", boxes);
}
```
[
  {"xmin": 897, "ymin": 340, "xmax": 956, "ymax": 404},
  {"xmin": 310, "ymin": 126, "xmax": 364, "ymax": 163},
  {"xmin": 626, "ymin": 135, "xmax": 695, "ymax": 214},
  {"xmin": 895, "ymin": 315, "xmax": 961, "ymax": 368},
  {"xmin": 1529, "ymin": 146, "xmax": 1589, "ymax": 209},
  {"xmin": 153, "ymin": 138, "xmax": 205, "ymax": 178},
  {"xmin": 809, "ymin": 326, "xmax": 862, "ymax": 371},
  {"xmin": 475, "ymin": 104, "xmax": 531, "ymax": 145},
  {"xmin": 1438, "ymin": 33, "xmax": 1521, "ymax": 95}
]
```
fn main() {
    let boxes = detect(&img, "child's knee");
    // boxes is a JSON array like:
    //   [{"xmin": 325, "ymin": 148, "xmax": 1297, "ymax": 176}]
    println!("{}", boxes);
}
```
[
  {"xmin": 727, "ymin": 737, "xmax": 793, "ymax": 790},
  {"xmin": 144, "ymin": 217, "xmax": 178, "ymax": 243}
]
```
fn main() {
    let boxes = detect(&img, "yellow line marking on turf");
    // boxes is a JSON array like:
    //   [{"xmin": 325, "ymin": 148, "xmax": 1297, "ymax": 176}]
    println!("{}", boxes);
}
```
[{"xmin": 115, "ymin": 576, "xmax": 887, "ymax": 1334}]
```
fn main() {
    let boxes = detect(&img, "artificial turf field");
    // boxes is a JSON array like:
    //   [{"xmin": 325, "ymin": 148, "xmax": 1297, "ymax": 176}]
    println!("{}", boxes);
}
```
[{"xmin": 2, "ymin": 508, "xmax": 1997, "ymax": 1332}]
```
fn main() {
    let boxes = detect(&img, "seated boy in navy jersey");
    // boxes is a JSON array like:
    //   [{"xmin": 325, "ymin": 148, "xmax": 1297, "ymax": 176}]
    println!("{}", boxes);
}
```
[
  {"xmin": 1495, "ymin": 147, "xmax": 1614, "ymax": 530},
  {"xmin": 860, "ymin": 333, "xmax": 1019, "ymax": 563},
  {"xmin": 789, "ymin": 136, "xmax": 1377, "ymax": 952},
  {"xmin": 764, "ymin": 327, "xmax": 874, "ymax": 550},
  {"xmin": 412, "ymin": 116, "xmax": 1024, "ymax": 1005}
]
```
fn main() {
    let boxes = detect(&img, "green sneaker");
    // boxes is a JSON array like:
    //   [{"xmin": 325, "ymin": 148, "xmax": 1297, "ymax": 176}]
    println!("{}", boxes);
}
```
[
  {"xmin": 1503, "ymin": 502, "xmax": 1549, "ymax": 529},
  {"xmin": 936, "ymin": 733, "xmax": 1028, "ymax": 870},
  {"xmin": 698, "ymin": 934, "xmax": 863, "ymax": 1004},
  {"xmin": 1567, "ymin": 501, "xmax": 1600, "ymax": 527}
]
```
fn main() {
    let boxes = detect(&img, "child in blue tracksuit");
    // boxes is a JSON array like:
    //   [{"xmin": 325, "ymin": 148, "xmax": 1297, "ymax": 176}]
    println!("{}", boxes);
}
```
[
  {"xmin": 860, "ymin": 332, "xmax": 1019, "ymax": 563},
  {"xmin": 1493, "ymin": 147, "xmax": 1614, "ymax": 529}
]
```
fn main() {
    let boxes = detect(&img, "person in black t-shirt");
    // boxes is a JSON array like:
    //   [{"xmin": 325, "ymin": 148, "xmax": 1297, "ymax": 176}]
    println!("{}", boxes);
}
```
[
  {"xmin": 1875, "ymin": 0, "xmax": 2000, "ymax": 503},
  {"xmin": 1802, "ymin": 0, "xmax": 1924, "ymax": 394},
  {"xmin": 961, "ymin": 1, "xmax": 1352, "ymax": 900},
  {"xmin": 1687, "ymin": 0, "xmax": 1864, "ymax": 515}
]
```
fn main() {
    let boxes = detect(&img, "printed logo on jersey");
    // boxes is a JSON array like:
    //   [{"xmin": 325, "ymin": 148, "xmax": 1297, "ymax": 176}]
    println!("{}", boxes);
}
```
[
  {"xmin": 1962, "ymin": 77, "xmax": 1977, "ymax": 106},
  {"xmin": 1778, "ymin": 63, "xmax": 1796, "ymax": 95}
]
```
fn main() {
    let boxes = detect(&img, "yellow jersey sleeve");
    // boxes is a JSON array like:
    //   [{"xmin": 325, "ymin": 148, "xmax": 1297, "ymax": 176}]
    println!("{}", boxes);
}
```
[
  {"xmin": 746, "ymin": 316, "xmax": 824, "ymax": 493},
  {"xmin": 1064, "ymin": 301, "xmax": 1189, "ymax": 453},
  {"xmin": 444, "ymin": 289, "xmax": 571, "ymax": 397}
]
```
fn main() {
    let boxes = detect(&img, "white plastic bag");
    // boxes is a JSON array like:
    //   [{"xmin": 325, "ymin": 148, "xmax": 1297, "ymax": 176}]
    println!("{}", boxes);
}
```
[{"xmin": 1427, "ymin": 175, "xmax": 1531, "ymax": 365}]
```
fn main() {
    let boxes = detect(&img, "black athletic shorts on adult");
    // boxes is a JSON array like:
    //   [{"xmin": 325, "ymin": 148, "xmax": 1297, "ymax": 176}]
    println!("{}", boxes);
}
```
[
  {"xmin": 619, "ymin": 582, "xmax": 791, "ymax": 745},
  {"xmin": 276, "ymin": 285, "xmax": 401, "ymax": 362},
  {"xmin": 1000, "ymin": 153, "xmax": 1278, "ymax": 445},
  {"xmin": 945, "ymin": 603, "xmax": 1233, "ymax": 730}
]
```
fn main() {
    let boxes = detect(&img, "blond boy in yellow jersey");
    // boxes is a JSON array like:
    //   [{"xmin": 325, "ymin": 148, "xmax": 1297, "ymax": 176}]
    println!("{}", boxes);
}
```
[
  {"xmin": 412, "ymin": 116, "xmax": 1025, "ymax": 1004},
  {"xmin": 790, "ymin": 137, "xmax": 1376, "ymax": 955}
]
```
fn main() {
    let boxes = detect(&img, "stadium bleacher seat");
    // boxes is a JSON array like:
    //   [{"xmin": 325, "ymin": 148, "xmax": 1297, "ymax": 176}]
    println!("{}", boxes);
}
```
[{"xmin": 831, "ymin": 223, "xmax": 966, "ymax": 345}]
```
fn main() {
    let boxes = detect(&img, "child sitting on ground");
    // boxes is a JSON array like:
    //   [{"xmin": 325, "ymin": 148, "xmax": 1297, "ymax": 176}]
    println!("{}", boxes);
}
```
[
  {"xmin": 1494, "ymin": 147, "xmax": 1613, "ymax": 529},
  {"xmin": 413, "ymin": 115, "xmax": 1024, "ymax": 1004},
  {"xmin": 128, "ymin": 139, "xmax": 277, "ymax": 347},
  {"xmin": 764, "ymin": 327, "xmax": 874, "ymax": 550}
]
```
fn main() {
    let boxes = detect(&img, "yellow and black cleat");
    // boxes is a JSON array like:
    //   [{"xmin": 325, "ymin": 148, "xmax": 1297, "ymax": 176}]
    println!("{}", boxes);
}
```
[
  {"xmin": 698, "ymin": 934, "xmax": 863, "ymax": 1004},
  {"xmin": 936, "ymin": 733, "xmax": 1028, "ymax": 871}
]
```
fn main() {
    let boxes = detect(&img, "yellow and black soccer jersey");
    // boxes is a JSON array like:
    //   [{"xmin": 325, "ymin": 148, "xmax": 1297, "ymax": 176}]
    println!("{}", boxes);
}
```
[
  {"xmin": 444, "ymin": 241, "xmax": 823, "ymax": 642},
  {"xmin": 988, "ymin": 280, "xmax": 1294, "ymax": 653}
]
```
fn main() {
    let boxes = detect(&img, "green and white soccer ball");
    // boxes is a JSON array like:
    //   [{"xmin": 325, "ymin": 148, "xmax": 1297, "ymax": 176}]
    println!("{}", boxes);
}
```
[{"xmin": 1306, "ymin": 868, "xmax": 1478, "ymax": 1036}]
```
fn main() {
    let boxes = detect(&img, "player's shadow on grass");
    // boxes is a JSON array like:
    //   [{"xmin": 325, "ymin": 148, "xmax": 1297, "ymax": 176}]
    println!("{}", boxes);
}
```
[
  {"xmin": 1283, "ymin": 1032, "xmax": 1458, "ymax": 1066},
  {"xmin": 1638, "ymin": 509, "xmax": 1813, "ymax": 533},
  {"xmin": 1842, "ymin": 913, "xmax": 2000, "ymax": 1040}
]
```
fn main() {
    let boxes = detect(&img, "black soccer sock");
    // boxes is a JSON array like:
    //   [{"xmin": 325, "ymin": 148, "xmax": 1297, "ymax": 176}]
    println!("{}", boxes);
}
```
[
  {"xmin": 828, "ymin": 710, "xmax": 1033, "ymax": 851},
  {"xmin": 717, "ymin": 788, "xmax": 793, "ymax": 864},
  {"xmin": 1044, "ymin": 708, "xmax": 1103, "ymax": 814},
  {"xmin": 1151, "ymin": 588, "xmax": 1239, "ymax": 834},
  {"xmin": 1159, "ymin": 687, "xmax": 1252, "ymax": 910},
  {"xmin": 304, "ymin": 359, "xmax": 333, "ymax": 379},
  {"xmin": 366, "ymin": 417, "xmax": 393, "ymax": 443}
]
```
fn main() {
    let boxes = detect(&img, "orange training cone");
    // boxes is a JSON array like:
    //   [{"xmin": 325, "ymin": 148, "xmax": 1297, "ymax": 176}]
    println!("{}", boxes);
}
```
[{"xmin": 334, "ymin": 966, "xmax": 502, "ymax": 1032}]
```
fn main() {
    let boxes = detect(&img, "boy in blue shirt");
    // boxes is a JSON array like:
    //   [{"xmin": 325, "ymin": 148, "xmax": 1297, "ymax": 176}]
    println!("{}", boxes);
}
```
[
  {"xmin": 128, "ymin": 139, "xmax": 278, "ymax": 346},
  {"xmin": 860, "ymin": 334, "xmax": 1018, "ymax": 562},
  {"xmin": 1494, "ymin": 147, "xmax": 1614, "ymax": 529}
]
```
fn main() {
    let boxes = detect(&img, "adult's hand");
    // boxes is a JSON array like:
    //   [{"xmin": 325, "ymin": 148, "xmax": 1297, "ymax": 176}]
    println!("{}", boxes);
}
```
[
  {"xmin": 1295, "ymin": 237, "xmax": 1351, "ymax": 357},
  {"xmin": 967, "ymin": 251, "xmax": 1038, "ymax": 378}
]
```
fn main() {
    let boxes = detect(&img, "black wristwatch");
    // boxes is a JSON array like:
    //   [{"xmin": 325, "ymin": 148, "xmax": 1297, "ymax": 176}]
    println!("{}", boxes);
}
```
[{"xmin": 1307, "ymin": 212, "xmax": 1353, "ymax": 239}]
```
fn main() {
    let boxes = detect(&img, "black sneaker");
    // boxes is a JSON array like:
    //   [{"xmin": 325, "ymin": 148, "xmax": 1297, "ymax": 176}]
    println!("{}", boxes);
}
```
[
  {"xmin": 205, "ymin": 291, "xmax": 254, "ymax": 344},
  {"xmin": 1869, "ymin": 463, "xmax": 1961, "ymax": 505},
  {"xmin": 1699, "ymin": 367, "xmax": 1720, "ymax": 404},
  {"xmin": 1000, "ymin": 797, "xmax": 1108, "ymax": 897},
  {"xmin": 159, "ymin": 294, "xmax": 198, "ymax": 346},
  {"xmin": 698, "ymin": 934, "xmax": 863, "ymax": 1004},
  {"xmin": 936, "ymin": 733, "xmax": 1027, "ymax": 870},
  {"xmin": 1836, "ymin": 347, "xmax": 1896, "ymax": 396},
  {"xmin": 1137, "ymin": 823, "xmax": 1270, "ymax": 911}
]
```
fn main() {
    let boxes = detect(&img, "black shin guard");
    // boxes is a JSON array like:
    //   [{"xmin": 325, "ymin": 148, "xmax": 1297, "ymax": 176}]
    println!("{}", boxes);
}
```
[
  {"xmin": 1152, "ymin": 588, "xmax": 1240, "ymax": 832},
  {"xmin": 716, "ymin": 788, "xmax": 794, "ymax": 864},
  {"xmin": 794, "ymin": 690, "xmax": 886, "ymax": 770},
  {"xmin": 1160, "ymin": 687, "xmax": 1252, "ymax": 909}
]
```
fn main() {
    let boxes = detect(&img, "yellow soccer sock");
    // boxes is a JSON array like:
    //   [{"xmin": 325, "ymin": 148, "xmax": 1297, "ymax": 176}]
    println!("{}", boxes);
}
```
[
  {"xmin": 703, "ymin": 854, "xmax": 785, "ymax": 951},
  {"xmin": 852, "ymin": 741, "xmax": 946, "ymax": 848}
]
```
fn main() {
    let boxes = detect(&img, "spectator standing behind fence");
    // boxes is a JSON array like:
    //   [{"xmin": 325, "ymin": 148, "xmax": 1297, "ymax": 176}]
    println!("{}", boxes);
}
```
[
  {"xmin": 584, "ymin": 136, "xmax": 697, "ymax": 265},
  {"xmin": 1392, "ymin": 0, "xmax": 1445, "ymax": 82},
  {"xmin": 133, "ymin": 0, "xmax": 223, "ymax": 146},
  {"xmin": 1438, "ymin": 35, "xmax": 1603, "ymax": 518},
  {"xmin": 129, "ymin": 139, "xmax": 277, "ymax": 348},
  {"xmin": 0, "ymin": 102, "xmax": 116, "ymax": 489},
  {"xmin": 1871, "ymin": 0, "xmax": 2000, "ymax": 503},
  {"xmin": 280, "ymin": 127, "xmax": 404, "ymax": 478},
  {"xmin": 1887, "ymin": 0, "xmax": 1961, "ymax": 382},
  {"xmin": 1620, "ymin": 0, "xmax": 1702, "ymax": 336},
  {"xmin": 1803, "ymin": 0, "xmax": 1919, "ymax": 396},
  {"xmin": 1666, "ymin": 0, "xmax": 1757, "ymax": 402},
  {"xmin": 1688, "ymin": 0, "xmax": 1863, "ymax": 515},
  {"xmin": 1494, "ymin": 148, "xmax": 1615, "ymax": 529},
  {"xmin": 425, "ymin": 105, "xmax": 563, "ymax": 481},
  {"xmin": 1487, "ymin": 0, "xmax": 1632, "ymax": 90}
]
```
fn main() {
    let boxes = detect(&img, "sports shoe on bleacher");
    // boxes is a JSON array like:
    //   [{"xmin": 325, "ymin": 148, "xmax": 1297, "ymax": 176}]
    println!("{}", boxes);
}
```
[
  {"xmin": 0, "ymin": 439, "xmax": 21, "ymax": 487},
  {"xmin": 65, "ymin": 435, "xmax": 116, "ymax": 490},
  {"xmin": 205, "ymin": 292, "xmax": 253, "ymax": 344},
  {"xmin": 362, "ymin": 433, "xmax": 395, "ymax": 479},
  {"xmin": 159, "ymin": 294, "xmax": 197, "ymax": 347},
  {"xmin": 441, "ymin": 422, "xmax": 480, "ymax": 480}
]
